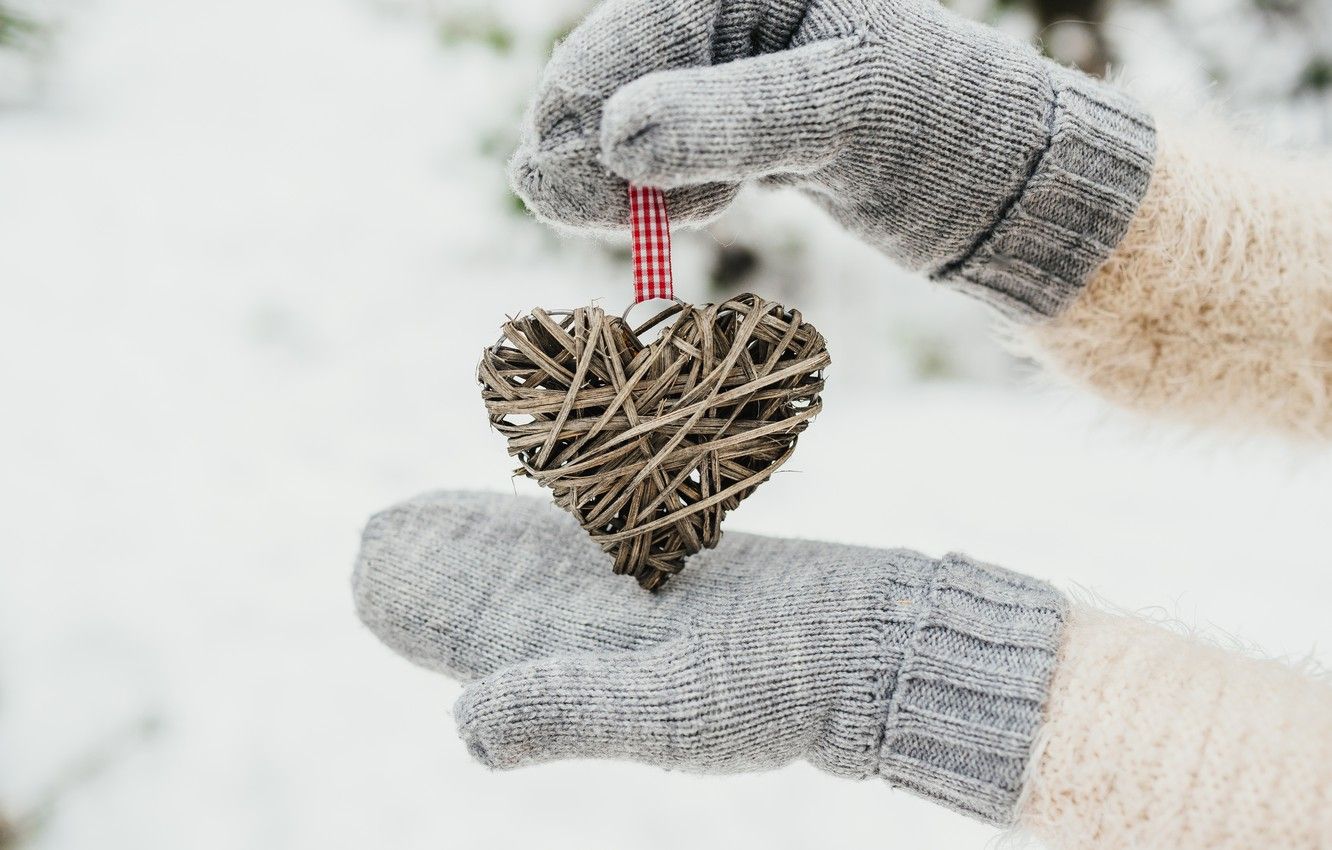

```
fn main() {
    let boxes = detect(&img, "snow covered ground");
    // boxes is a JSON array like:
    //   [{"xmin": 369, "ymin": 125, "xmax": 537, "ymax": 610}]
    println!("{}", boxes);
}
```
[{"xmin": 1, "ymin": 1, "xmax": 1330, "ymax": 848}]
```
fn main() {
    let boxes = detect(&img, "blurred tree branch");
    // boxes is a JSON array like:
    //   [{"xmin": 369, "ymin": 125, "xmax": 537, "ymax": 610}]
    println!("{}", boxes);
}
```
[
  {"xmin": 0, "ymin": 715, "xmax": 160, "ymax": 849},
  {"xmin": 0, "ymin": 4, "xmax": 40, "ymax": 51}
]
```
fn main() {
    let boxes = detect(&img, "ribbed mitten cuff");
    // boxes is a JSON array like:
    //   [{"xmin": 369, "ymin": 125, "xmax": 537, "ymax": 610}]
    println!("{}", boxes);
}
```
[
  {"xmin": 878, "ymin": 553, "xmax": 1069, "ymax": 825},
  {"xmin": 937, "ymin": 67, "xmax": 1157, "ymax": 320}
]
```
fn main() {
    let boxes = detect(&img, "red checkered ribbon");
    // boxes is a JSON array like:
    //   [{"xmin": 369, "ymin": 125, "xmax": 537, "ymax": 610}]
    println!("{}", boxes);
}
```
[{"xmin": 628, "ymin": 184, "xmax": 674, "ymax": 303}]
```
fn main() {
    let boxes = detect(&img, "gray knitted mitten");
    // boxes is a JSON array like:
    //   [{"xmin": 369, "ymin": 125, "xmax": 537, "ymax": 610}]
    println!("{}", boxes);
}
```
[
  {"xmin": 354, "ymin": 491, "xmax": 1069, "ymax": 825},
  {"xmin": 510, "ymin": 0, "xmax": 1156, "ymax": 318}
]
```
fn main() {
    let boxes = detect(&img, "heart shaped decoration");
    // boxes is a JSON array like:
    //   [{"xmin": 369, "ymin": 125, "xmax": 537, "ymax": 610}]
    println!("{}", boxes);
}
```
[{"xmin": 478, "ymin": 293, "xmax": 830, "ymax": 590}]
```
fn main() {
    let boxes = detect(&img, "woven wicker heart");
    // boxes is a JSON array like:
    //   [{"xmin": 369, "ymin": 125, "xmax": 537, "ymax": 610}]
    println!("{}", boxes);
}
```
[{"xmin": 478, "ymin": 293, "xmax": 830, "ymax": 590}]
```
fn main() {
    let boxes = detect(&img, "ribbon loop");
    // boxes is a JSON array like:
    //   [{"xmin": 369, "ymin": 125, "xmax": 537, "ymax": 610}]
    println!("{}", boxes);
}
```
[{"xmin": 628, "ymin": 185, "xmax": 674, "ymax": 303}]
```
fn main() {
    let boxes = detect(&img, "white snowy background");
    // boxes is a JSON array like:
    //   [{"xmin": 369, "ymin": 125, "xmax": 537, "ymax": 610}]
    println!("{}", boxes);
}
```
[{"xmin": 1, "ymin": 0, "xmax": 1330, "ymax": 848}]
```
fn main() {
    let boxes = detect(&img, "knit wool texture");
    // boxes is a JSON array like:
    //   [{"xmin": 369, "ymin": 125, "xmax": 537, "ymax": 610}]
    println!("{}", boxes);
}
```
[
  {"xmin": 353, "ymin": 491, "xmax": 1069, "ymax": 825},
  {"xmin": 510, "ymin": 0, "xmax": 1157, "ymax": 319},
  {"xmin": 1018, "ymin": 127, "xmax": 1332, "ymax": 438},
  {"xmin": 1023, "ymin": 606, "xmax": 1332, "ymax": 849}
]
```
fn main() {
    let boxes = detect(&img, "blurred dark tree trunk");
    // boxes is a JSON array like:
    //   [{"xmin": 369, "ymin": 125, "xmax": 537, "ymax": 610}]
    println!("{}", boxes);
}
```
[
  {"xmin": 0, "ymin": 812, "xmax": 18, "ymax": 850},
  {"xmin": 1031, "ymin": 0, "xmax": 1112, "ymax": 77}
]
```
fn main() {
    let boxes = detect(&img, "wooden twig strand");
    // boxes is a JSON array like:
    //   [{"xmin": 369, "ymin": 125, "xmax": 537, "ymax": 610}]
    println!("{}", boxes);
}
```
[{"xmin": 478, "ymin": 293, "xmax": 830, "ymax": 590}]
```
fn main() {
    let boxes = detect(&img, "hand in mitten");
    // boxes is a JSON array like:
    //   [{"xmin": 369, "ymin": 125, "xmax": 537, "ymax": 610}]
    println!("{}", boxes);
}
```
[
  {"xmin": 353, "ymin": 491, "xmax": 1067, "ymax": 825},
  {"xmin": 511, "ymin": 0, "xmax": 1156, "ymax": 319}
]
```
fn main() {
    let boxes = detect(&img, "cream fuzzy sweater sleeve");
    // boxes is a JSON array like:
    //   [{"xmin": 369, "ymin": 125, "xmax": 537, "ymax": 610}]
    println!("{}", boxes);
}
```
[
  {"xmin": 1021, "ymin": 607, "xmax": 1332, "ymax": 848},
  {"xmin": 1019, "ymin": 129, "xmax": 1332, "ymax": 439},
  {"xmin": 1012, "ymin": 128, "xmax": 1332, "ymax": 847}
]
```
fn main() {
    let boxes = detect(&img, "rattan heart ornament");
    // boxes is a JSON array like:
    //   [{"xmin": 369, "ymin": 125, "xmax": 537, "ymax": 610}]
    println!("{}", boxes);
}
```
[{"xmin": 478, "ymin": 293, "xmax": 830, "ymax": 590}]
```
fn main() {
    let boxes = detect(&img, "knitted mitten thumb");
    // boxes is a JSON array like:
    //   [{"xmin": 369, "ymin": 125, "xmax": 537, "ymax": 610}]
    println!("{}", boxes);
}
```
[{"xmin": 353, "ymin": 491, "xmax": 1068, "ymax": 825}]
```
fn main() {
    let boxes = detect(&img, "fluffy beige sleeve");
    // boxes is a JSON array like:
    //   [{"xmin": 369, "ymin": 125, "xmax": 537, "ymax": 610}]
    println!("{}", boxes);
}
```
[
  {"xmin": 1020, "ymin": 606, "xmax": 1332, "ymax": 849},
  {"xmin": 1017, "ymin": 129, "xmax": 1332, "ymax": 439}
]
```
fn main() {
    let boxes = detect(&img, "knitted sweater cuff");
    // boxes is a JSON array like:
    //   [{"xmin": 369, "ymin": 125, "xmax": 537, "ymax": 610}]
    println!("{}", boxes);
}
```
[
  {"xmin": 878, "ymin": 553, "xmax": 1069, "ymax": 825},
  {"xmin": 938, "ymin": 67, "xmax": 1157, "ymax": 320}
]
